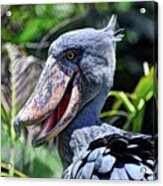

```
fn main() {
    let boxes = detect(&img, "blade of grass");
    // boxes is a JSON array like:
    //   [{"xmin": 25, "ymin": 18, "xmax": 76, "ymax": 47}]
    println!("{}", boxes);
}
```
[
  {"xmin": 5, "ymin": 44, "xmax": 18, "ymax": 177},
  {"xmin": 109, "ymin": 91, "xmax": 136, "ymax": 114},
  {"xmin": 100, "ymin": 110, "xmax": 129, "ymax": 119},
  {"xmin": 132, "ymin": 106, "xmax": 146, "ymax": 132},
  {"xmin": 1, "ymin": 104, "xmax": 11, "ymax": 136},
  {"xmin": 1, "ymin": 162, "xmax": 28, "ymax": 178},
  {"xmin": 133, "ymin": 68, "xmax": 154, "ymax": 101}
]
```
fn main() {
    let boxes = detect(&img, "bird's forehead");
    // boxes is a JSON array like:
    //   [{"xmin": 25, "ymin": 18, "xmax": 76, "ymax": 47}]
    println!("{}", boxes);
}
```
[{"xmin": 49, "ymin": 28, "xmax": 111, "ymax": 55}]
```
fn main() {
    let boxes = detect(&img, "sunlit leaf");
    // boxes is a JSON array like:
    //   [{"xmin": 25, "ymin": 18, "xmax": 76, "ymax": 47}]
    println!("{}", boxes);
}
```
[
  {"xmin": 132, "ymin": 106, "xmax": 146, "ymax": 132},
  {"xmin": 109, "ymin": 91, "xmax": 136, "ymax": 114},
  {"xmin": 133, "ymin": 68, "xmax": 154, "ymax": 102}
]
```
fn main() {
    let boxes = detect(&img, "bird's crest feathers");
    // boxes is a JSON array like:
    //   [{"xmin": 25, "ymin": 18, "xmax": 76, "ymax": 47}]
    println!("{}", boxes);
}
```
[{"xmin": 104, "ymin": 14, "xmax": 125, "ymax": 42}]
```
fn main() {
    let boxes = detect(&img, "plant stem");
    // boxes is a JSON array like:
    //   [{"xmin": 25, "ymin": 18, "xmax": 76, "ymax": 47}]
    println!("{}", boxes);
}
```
[
  {"xmin": 1, "ymin": 162, "xmax": 28, "ymax": 178},
  {"xmin": 8, "ymin": 46, "xmax": 17, "ymax": 176}
]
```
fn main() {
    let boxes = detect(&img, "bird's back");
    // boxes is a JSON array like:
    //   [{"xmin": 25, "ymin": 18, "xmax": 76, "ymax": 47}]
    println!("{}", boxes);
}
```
[{"xmin": 63, "ymin": 124, "xmax": 157, "ymax": 180}]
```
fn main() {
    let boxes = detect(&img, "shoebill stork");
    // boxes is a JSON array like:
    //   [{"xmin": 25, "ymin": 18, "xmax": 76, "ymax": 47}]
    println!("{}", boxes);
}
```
[{"xmin": 14, "ymin": 15, "xmax": 157, "ymax": 180}]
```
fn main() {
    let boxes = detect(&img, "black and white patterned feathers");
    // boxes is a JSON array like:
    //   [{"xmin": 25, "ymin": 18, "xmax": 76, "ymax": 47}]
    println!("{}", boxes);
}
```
[{"xmin": 63, "ymin": 124, "xmax": 157, "ymax": 180}]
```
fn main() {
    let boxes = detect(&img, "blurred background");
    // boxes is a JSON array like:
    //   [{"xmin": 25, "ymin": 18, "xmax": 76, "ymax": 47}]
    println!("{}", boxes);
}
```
[{"xmin": 1, "ymin": 1, "xmax": 158, "ymax": 178}]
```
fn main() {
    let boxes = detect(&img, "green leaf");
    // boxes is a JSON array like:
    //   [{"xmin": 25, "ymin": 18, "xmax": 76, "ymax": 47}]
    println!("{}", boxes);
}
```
[
  {"xmin": 1, "ymin": 126, "xmax": 63, "ymax": 178},
  {"xmin": 1, "ymin": 104, "xmax": 11, "ymax": 136},
  {"xmin": 100, "ymin": 110, "xmax": 129, "ymax": 119},
  {"xmin": 112, "ymin": 99, "xmax": 122, "ymax": 111},
  {"xmin": 109, "ymin": 91, "xmax": 136, "ymax": 114},
  {"xmin": 1, "ymin": 44, "xmax": 43, "ymax": 177},
  {"xmin": 1, "ymin": 103, "xmax": 11, "ymax": 127},
  {"xmin": 115, "ymin": 2, "xmax": 132, "ymax": 12},
  {"xmin": 132, "ymin": 105, "xmax": 146, "ymax": 132},
  {"xmin": 1, "ymin": 162, "xmax": 28, "ymax": 178},
  {"xmin": 23, "ymin": 146, "xmax": 63, "ymax": 178},
  {"xmin": 133, "ymin": 68, "xmax": 154, "ymax": 102}
]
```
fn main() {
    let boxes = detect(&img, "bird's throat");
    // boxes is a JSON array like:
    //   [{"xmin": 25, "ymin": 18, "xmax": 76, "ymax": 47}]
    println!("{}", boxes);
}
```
[{"xmin": 57, "ymin": 88, "xmax": 109, "ymax": 169}]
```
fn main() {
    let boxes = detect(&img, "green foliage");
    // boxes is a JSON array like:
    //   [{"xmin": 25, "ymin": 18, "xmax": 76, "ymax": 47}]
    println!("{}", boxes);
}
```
[
  {"xmin": 1, "ymin": 162, "xmax": 28, "ymax": 177},
  {"xmin": 1, "ymin": 127, "xmax": 63, "ymax": 178},
  {"xmin": 100, "ymin": 67, "xmax": 156, "ymax": 133},
  {"xmin": 113, "ymin": 2, "xmax": 132, "ymax": 12},
  {"xmin": 2, "ymin": 4, "xmax": 86, "ymax": 44},
  {"xmin": 126, "ymin": 28, "xmax": 139, "ymax": 44},
  {"xmin": 1, "ymin": 44, "xmax": 62, "ymax": 178}
]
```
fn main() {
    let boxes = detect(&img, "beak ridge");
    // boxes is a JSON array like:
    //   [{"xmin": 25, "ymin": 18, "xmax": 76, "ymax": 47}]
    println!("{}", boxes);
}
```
[{"xmin": 14, "ymin": 55, "xmax": 81, "ymax": 144}]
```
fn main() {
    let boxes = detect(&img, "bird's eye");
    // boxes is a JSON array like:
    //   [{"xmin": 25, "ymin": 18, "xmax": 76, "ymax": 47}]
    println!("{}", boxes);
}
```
[{"xmin": 66, "ymin": 50, "xmax": 76, "ymax": 61}]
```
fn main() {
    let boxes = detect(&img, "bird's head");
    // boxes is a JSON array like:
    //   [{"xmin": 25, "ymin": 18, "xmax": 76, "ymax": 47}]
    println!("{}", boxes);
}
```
[{"xmin": 14, "ymin": 15, "xmax": 124, "ymax": 147}]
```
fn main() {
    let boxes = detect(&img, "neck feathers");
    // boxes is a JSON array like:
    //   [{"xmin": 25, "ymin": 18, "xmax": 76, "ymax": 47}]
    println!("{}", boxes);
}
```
[{"xmin": 58, "ymin": 85, "xmax": 110, "ymax": 169}]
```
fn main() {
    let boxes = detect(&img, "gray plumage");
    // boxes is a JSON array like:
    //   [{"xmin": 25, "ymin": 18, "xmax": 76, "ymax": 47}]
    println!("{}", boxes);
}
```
[
  {"xmin": 63, "ymin": 124, "xmax": 157, "ymax": 180},
  {"xmin": 53, "ymin": 15, "xmax": 157, "ymax": 180}
]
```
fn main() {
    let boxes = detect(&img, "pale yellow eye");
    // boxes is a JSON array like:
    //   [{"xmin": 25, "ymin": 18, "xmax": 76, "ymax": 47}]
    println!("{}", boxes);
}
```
[{"xmin": 66, "ymin": 51, "xmax": 76, "ymax": 60}]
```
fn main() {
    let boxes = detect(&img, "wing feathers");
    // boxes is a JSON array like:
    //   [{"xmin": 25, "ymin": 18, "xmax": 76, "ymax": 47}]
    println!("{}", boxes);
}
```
[{"xmin": 64, "ymin": 132, "xmax": 157, "ymax": 180}]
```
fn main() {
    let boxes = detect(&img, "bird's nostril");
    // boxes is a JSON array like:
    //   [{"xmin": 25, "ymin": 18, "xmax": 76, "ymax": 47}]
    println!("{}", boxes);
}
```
[{"xmin": 14, "ymin": 116, "xmax": 21, "ymax": 137}]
